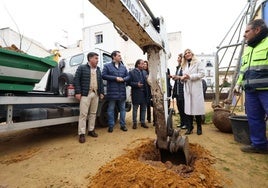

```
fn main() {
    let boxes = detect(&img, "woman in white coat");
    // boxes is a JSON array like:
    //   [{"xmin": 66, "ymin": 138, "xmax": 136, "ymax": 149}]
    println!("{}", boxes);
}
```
[{"xmin": 180, "ymin": 49, "xmax": 205, "ymax": 135}]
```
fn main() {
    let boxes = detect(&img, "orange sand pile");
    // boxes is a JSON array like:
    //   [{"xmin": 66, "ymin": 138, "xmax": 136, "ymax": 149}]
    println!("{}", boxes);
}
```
[{"xmin": 88, "ymin": 139, "xmax": 226, "ymax": 187}]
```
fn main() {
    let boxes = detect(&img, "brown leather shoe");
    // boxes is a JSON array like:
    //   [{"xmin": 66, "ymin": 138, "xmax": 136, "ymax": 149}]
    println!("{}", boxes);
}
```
[
  {"xmin": 88, "ymin": 131, "xmax": 98, "ymax": 137},
  {"xmin": 79, "ymin": 134, "xmax": 85, "ymax": 143}
]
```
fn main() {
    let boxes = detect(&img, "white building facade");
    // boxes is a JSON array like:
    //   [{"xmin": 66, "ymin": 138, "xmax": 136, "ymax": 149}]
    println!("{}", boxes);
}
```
[
  {"xmin": 196, "ymin": 53, "xmax": 216, "ymax": 92},
  {"xmin": 79, "ymin": 22, "xmax": 183, "ymax": 70},
  {"xmin": 82, "ymin": 22, "xmax": 146, "ymax": 68},
  {"xmin": 167, "ymin": 31, "xmax": 183, "ymax": 76}
]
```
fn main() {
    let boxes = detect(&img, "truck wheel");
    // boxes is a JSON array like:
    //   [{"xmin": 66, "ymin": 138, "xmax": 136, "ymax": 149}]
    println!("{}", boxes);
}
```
[
  {"xmin": 58, "ymin": 73, "xmax": 74, "ymax": 96},
  {"xmin": 97, "ymin": 102, "xmax": 119, "ymax": 127}
]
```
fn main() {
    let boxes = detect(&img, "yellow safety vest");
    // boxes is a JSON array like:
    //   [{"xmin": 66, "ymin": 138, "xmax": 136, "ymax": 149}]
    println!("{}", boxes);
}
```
[{"xmin": 236, "ymin": 37, "xmax": 268, "ymax": 91}]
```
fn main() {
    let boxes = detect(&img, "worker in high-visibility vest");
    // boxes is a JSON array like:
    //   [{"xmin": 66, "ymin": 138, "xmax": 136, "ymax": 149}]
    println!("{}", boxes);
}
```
[{"xmin": 234, "ymin": 19, "xmax": 268, "ymax": 154}]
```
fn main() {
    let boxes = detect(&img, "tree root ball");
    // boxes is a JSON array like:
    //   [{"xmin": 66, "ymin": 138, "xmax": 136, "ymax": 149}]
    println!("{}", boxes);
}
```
[{"xmin": 212, "ymin": 108, "xmax": 233, "ymax": 133}]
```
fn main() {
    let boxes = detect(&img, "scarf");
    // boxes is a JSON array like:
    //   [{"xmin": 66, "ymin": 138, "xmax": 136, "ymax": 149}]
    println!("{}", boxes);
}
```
[{"xmin": 187, "ymin": 59, "xmax": 192, "ymax": 67}]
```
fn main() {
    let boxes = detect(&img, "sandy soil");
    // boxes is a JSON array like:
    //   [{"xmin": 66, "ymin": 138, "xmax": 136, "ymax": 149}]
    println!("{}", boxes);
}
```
[{"xmin": 0, "ymin": 103, "xmax": 267, "ymax": 188}]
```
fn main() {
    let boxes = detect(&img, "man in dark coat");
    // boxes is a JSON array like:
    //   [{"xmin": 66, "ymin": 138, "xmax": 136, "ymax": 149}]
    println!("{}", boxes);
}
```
[
  {"xmin": 73, "ymin": 52, "xmax": 104, "ymax": 143},
  {"xmin": 129, "ymin": 59, "xmax": 149, "ymax": 129},
  {"xmin": 102, "ymin": 50, "xmax": 130, "ymax": 133}
]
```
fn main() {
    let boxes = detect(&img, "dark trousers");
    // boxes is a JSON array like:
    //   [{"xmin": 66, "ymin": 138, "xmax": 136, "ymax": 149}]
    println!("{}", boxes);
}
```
[
  {"xmin": 186, "ymin": 115, "xmax": 202, "ymax": 129},
  {"xmin": 176, "ymin": 98, "xmax": 187, "ymax": 126},
  {"xmin": 133, "ymin": 103, "xmax": 147, "ymax": 124},
  {"xmin": 147, "ymin": 104, "xmax": 151, "ymax": 122},
  {"xmin": 140, "ymin": 104, "xmax": 154, "ymax": 123}
]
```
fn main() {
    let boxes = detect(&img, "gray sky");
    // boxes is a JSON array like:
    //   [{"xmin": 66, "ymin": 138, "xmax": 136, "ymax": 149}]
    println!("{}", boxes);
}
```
[{"xmin": 0, "ymin": 0, "xmax": 247, "ymax": 53}]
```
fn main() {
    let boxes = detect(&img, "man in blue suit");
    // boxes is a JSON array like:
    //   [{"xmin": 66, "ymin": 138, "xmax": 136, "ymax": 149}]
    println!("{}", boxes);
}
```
[{"xmin": 102, "ymin": 51, "xmax": 130, "ymax": 133}]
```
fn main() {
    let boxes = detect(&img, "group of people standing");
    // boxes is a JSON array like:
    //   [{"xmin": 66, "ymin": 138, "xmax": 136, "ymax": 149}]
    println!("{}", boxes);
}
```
[
  {"xmin": 171, "ymin": 18, "xmax": 268, "ymax": 154},
  {"xmin": 172, "ymin": 18, "xmax": 268, "ymax": 154},
  {"xmin": 72, "ymin": 19, "xmax": 267, "ymax": 154},
  {"xmin": 74, "ymin": 51, "xmax": 130, "ymax": 143},
  {"xmin": 73, "ymin": 51, "xmax": 152, "ymax": 144},
  {"xmin": 73, "ymin": 47, "xmax": 206, "ymax": 144}
]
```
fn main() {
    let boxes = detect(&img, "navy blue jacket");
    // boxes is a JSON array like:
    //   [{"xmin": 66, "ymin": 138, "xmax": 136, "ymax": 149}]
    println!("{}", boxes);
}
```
[
  {"xmin": 102, "ymin": 61, "xmax": 130, "ymax": 100},
  {"xmin": 172, "ymin": 66, "xmax": 184, "ymax": 100},
  {"xmin": 73, "ymin": 63, "xmax": 104, "ymax": 96},
  {"xmin": 129, "ymin": 68, "xmax": 149, "ymax": 105}
]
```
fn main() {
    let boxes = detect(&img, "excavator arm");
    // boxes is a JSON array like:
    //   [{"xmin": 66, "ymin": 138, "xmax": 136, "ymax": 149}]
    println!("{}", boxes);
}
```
[
  {"xmin": 89, "ymin": 0, "xmax": 189, "ymax": 164},
  {"xmin": 89, "ymin": 0, "xmax": 164, "ymax": 49}
]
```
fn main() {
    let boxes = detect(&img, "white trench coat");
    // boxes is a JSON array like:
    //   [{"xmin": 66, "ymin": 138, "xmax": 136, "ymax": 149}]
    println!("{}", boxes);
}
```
[{"xmin": 183, "ymin": 61, "xmax": 205, "ymax": 115}]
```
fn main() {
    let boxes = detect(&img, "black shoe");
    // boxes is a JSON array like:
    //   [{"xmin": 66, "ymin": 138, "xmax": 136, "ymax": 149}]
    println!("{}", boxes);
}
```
[
  {"xmin": 197, "ymin": 126, "xmax": 202, "ymax": 135},
  {"xmin": 79, "ymin": 134, "xmax": 85, "ymax": 143},
  {"xmin": 141, "ymin": 123, "xmax": 149, "ymax": 128},
  {"xmin": 120, "ymin": 126, "xmax": 128, "ymax": 131},
  {"xmin": 108, "ymin": 127, "xmax": 113, "ymax": 133},
  {"xmin": 148, "ymin": 120, "xmax": 151, "ymax": 123},
  {"xmin": 132, "ymin": 123, "xmax": 137, "ymax": 129},
  {"xmin": 185, "ymin": 126, "xmax": 193, "ymax": 135},
  {"xmin": 241, "ymin": 145, "xmax": 268, "ymax": 154},
  {"xmin": 88, "ymin": 131, "xmax": 98, "ymax": 137}
]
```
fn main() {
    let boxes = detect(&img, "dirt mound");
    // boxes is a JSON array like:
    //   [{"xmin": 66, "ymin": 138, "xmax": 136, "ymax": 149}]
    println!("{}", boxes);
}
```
[{"xmin": 88, "ymin": 139, "xmax": 226, "ymax": 187}]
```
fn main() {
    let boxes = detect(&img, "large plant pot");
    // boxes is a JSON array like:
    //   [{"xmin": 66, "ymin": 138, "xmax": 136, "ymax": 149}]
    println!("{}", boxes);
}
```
[
  {"xmin": 229, "ymin": 115, "xmax": 251, "ymax": 145},
  {"xmin": 212, "ymin": 108, "xmax": 233, "ymax": 133}
]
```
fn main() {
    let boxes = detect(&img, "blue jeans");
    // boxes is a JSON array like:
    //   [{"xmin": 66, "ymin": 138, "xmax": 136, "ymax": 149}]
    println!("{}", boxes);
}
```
[
  {"xmin": 107, "ymin": 99, "xmax": 126, "ymax": 128},
  {"xmin": 245, "ymin": 90, "xmax": 268, "ymax": 148},
  {"xmin": 133, "ymin": 103, "xmax": 147, "ymax": 124}
]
